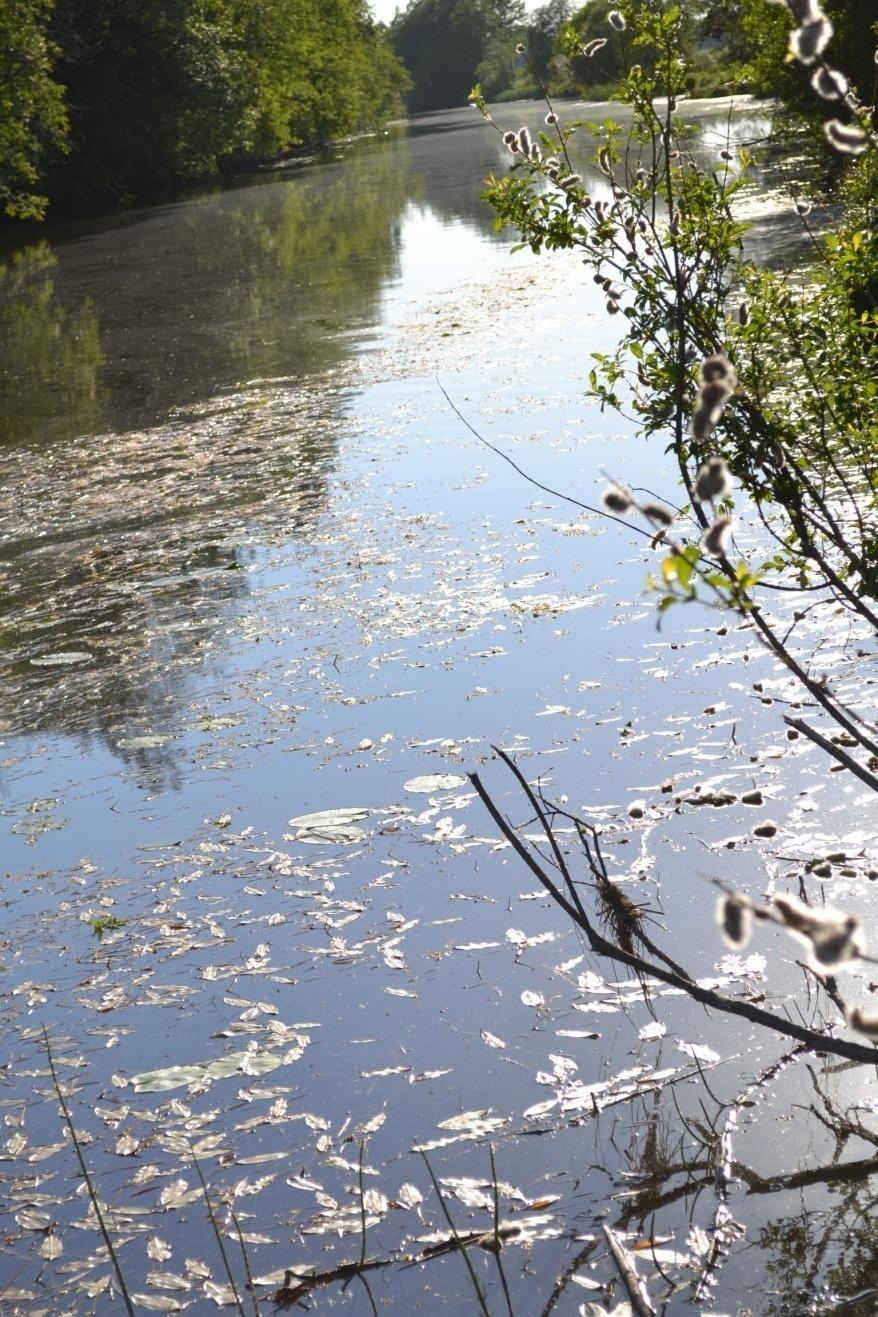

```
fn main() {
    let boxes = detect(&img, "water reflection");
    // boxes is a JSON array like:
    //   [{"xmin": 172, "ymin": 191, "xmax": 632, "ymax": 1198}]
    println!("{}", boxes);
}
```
[
  {"xmin": 0, "ymin": 135, "xmax": 422, "ymax": 748},
  {"xmin": 0, "ymin": 134, "xmax": 415, "ymax": 447},
  {"xmin": 0, "ymin": 241, "xmax": 103, "ymax": 448},
  {"xmin": 0, "ymin": 98, "xmax": 800, "ymax": 758},
  {"xmin": 0, "ymin": 98, "xmax": 791, "ymax": 454},
  {"xmin": 0, "ymin": 387, "xmax": 335, "ymax": 753}
]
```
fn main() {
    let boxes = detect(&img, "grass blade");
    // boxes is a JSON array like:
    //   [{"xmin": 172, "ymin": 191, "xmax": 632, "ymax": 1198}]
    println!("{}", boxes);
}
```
[
  {"xmin": 419, "ymin": 1150, "xmax": 491, "ymax": 1317},
  {"xmin": 189, "ymin": 1142, "xmax": 246, "ymax": 1317},
  {"xmin": 230, "ymin": 1206, "xmax": 259, "ymax": 1317},
  {"xmin": 42, "ymin": 1026, "xmax": 135, "ymax": 1317},
  {"xmin": 358, "ymin": 1138, "xmax": 372, "ymax": 1268}
]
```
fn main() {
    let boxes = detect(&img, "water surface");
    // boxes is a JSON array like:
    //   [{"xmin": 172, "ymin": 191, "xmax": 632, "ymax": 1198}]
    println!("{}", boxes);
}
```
[{"xmin": 1, "ymin": 98, "xmax": 875, "ymax": 1316}]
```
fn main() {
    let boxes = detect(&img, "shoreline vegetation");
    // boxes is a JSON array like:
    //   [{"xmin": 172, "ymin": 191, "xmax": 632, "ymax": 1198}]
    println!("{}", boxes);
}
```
[
  {"xmin": 2, "ymin": 0, "xmax": 864, "ymax": 228},
  {"xmin": 0, "ymin": 0, "xmax": 410, "ymax": 224}
]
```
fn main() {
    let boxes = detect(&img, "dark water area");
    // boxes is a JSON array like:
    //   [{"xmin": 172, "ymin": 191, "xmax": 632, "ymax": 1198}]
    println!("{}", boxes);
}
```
[{"xmin": 1, "ymin": 98, "xmax": 877, "ymax": 1315}]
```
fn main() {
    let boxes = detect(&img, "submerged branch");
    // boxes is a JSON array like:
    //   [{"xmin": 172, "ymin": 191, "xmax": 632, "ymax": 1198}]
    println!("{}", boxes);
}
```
[{"xmin": 470, "ymin": 754, "xmax": 878, "ymax": 1067}]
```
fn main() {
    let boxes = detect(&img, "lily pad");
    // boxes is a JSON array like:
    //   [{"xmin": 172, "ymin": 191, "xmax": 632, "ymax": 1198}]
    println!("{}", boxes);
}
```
[
  {"xmin": 130, "ymin": 1050, "xmax": 284, "ymax": 1093},
  {"xmin": 205, "ymin": 1050, "xmax": 282, "ymax": 1080},
  {"xmin": 129, "ymin": 1064, "xmax": 206, "ymax": 1094},
  {"xmin": 288, "ymin": 806, "xmax": 370, "ymax": 844},
  {"xmin": 403, "ymin": 774, "xmax": 467, "ymax": 793}
]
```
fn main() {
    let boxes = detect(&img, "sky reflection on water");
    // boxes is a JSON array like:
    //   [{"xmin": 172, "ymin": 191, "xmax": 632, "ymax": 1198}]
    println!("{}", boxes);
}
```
[{"xmin": 1, "ymin": 99, "xmax": 872, "ymax": 1316}]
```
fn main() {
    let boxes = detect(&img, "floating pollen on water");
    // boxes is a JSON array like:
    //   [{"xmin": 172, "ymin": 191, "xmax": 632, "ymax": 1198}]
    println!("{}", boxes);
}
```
[{"xmin": 608, "ymin": 9, "xmax": 626, "ymax": 30}]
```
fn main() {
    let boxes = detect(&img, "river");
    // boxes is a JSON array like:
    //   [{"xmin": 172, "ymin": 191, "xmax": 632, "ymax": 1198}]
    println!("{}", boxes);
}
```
[{"xmin": 1, "ymin": 99, "xmax": 875, "ymax": 1315}]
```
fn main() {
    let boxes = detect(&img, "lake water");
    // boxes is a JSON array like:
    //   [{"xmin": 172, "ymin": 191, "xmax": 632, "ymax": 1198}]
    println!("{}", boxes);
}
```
[{"xmin": 1, "ymin": 99, "xmax": 876, "ymax": 1316}]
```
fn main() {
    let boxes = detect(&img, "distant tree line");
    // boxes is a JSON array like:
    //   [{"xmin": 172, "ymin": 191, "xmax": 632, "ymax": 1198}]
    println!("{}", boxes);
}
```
[
  {"xmin": 390, "ymin": 0, "xmax": 878, "ymax": 122},
  {"xmin": 0, "ymin": 0, "xmax": 410, "ymax": 221}
]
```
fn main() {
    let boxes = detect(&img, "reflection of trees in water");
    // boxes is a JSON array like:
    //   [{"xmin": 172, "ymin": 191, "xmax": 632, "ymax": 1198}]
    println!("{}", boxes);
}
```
[
  {"xmin": 564, "ymin": 1068, "xmax": 878, "ymax": 1315},
  {"xmin": 0, "ymin": 386, "xmax": 337, "ymax": 764},
  {"xmin": 0, "ymin": 132, "xmax": 414, "ymax": 448},
  {"xmin": 0, "ymin": 132, "xmax": 420, "ymax": 759},
  {"xmin": 756, "ymin": 1183, "xmax": 878, "ymax": 1315},
  {"xmin": 0, "ymin": 102, "xmax": 791, "ymax": 454},
  {"xmin": 0, "ymin": 241, "xmax": 104, "ymax": 448},
  {"xmin": 418, "ymin": 100, "xmax": 805, "ymax": 269}
]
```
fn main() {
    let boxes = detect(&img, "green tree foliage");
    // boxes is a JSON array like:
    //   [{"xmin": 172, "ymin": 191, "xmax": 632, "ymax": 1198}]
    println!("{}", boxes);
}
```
[
  {"xmin": 391, "ymin": 0, "xmax": 524, "ymax": 112},
  {"xmin": 0, "ymin": 0, "xmax": 409, "ymax": 217},
  {"xmin": 524, "ymin": 0, "xmax": 572, "ymax": 84},
  {"xmin": 0, "ymin": 0, "xmax": 67, "ymax": 219},
  {"xmin": 49, "ymin": 0, "xmax": 410, "ymax": 210}
]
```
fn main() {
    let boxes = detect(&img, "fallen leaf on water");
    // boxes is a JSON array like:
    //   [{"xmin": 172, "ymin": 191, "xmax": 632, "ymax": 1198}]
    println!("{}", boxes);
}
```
[
  {"xmin": 117, "ymin": 734, "xmax": 174, "ymax": 749},
  {"xmin": 403, "ymin": 774, "xmax": 467, "ymax": 793},
  {"xmin": 287, "ymin": 807, "xmax": 370, "ymax": 844},
  {"xmin": 677, "ymin": 1041, "xmax": 720, "ymax": 1064},
  {"xmin": 396, "ymin": 1182, "xmax": 423, "ymax": 1209}
]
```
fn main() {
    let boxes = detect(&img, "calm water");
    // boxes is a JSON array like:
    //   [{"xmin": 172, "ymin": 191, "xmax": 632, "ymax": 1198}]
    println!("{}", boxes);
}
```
[{"xmin": 1, "ymin": 100, "xmax": 875, "ymax": 1316}]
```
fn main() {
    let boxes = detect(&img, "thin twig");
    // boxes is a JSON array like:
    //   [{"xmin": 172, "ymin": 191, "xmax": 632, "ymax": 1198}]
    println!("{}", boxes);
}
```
[
  {"xmin": 437, "ymin": 379, "xmax": 655, "ymax": 540},
  {"xmin": 602, "ymin": 1225, "xmax": 656, "ymax": 1316},
  {"xmin": 469, "ymin": 759, "xmax": 878, "ymax": 1065},
  {"xmin": 784, "ymin": 715, "xmax": 878, "ymax": 792},
  {"xmin": 359, "ymin": 1139, "xmax": 368, "ymax": 1269}
]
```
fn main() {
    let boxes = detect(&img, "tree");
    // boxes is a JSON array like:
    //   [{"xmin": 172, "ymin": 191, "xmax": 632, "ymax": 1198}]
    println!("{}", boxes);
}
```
[
  {"xmin": 392, "ymin": 0, "xmax": 522, "ymax": 112},
  {"xmin": 524, "ymin": 0, "xmax": 572, "ymax": 84},
  {"xmin": 0, "ymin": 0, "xmax": 67, "ymax": 219},
  {"xmin": 39, "ymin": 0, "xmax": 408, "ymax": 213}
]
